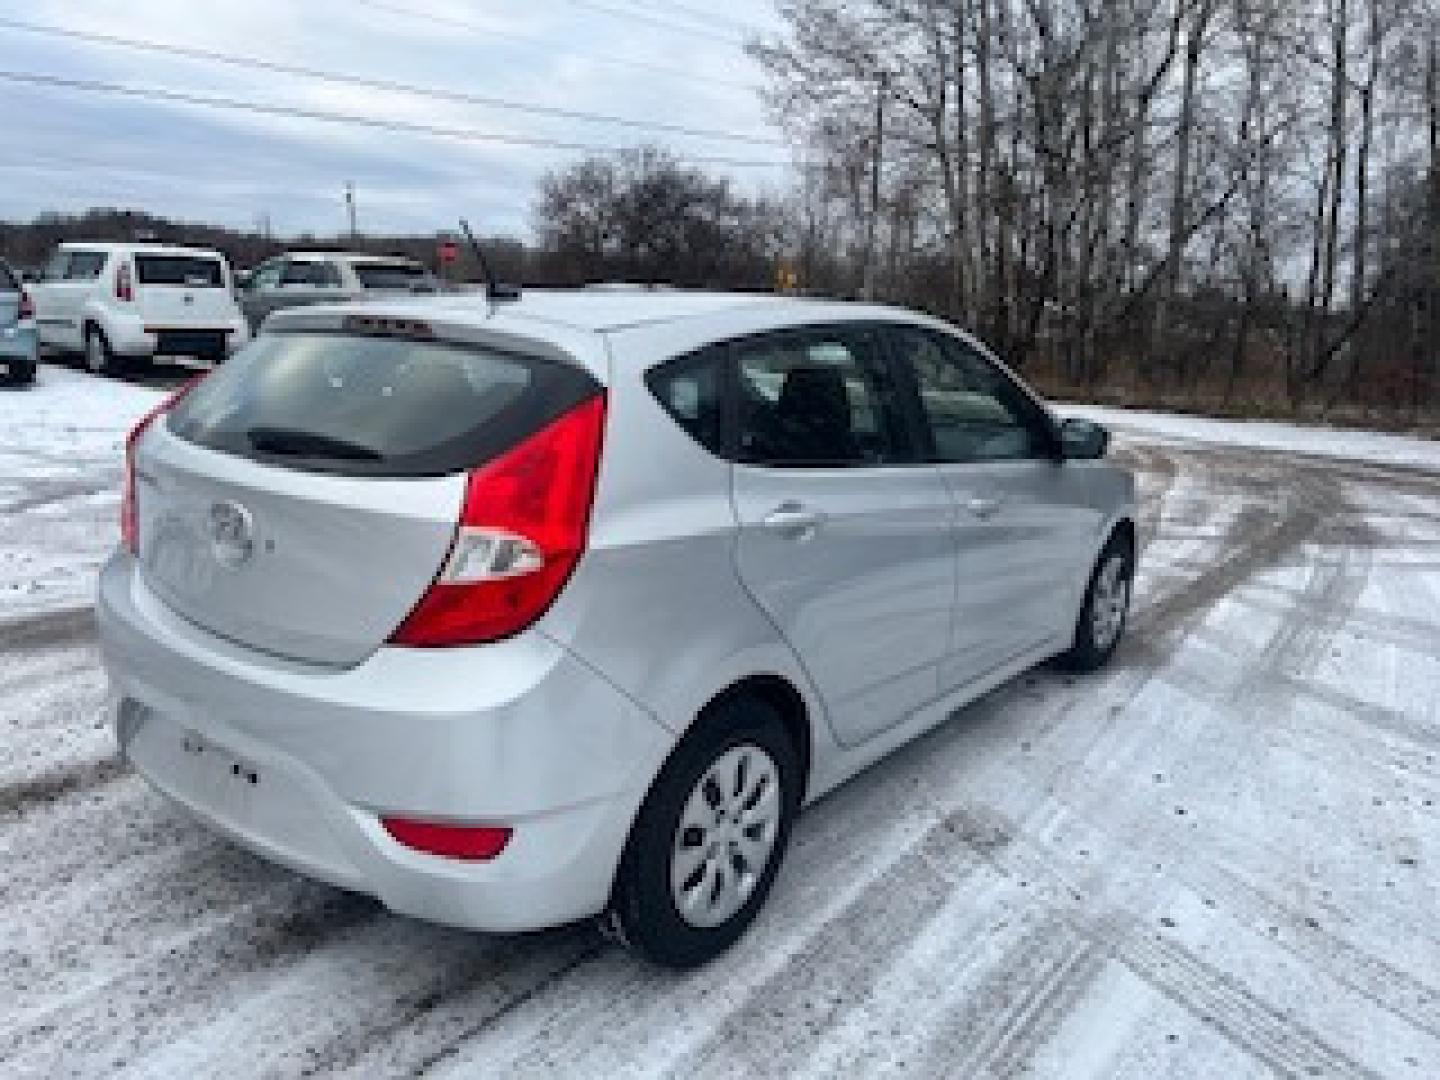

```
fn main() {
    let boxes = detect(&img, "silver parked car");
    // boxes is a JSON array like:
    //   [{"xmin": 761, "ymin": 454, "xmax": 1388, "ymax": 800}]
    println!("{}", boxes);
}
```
[
  {"xmin": 97, "ymin": 290, "xmax": 1136, "ymax": 968},
  {"xmin": 237, "ymin": 252, "xmax": 440, "ymax": 332},
  {"xmin": 0, "ymin": 257, "xmax": 38, "ymax": 385}
]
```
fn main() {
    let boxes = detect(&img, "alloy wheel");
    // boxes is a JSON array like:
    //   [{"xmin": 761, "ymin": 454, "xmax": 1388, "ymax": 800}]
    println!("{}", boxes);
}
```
[{"xmin": 1090, "ymin": 554, "xmax": 1130, "ymax": 652}]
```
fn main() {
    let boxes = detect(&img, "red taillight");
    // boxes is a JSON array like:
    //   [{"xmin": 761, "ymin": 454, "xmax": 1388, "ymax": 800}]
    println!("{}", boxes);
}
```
[
  {"xmin": 381, "ymin": 818, "xmax": 512, "ymax": 861},
  {"xmin": 17, "ymin": 290, "xmax": 33, "ymax": 321},
  {"xmin": 121, "ymin": 374, "xmax": 209, "ymax": 555},
  {"xmin": 115, "ymin": 262, "xmax": 134, "ymax": 302},
  {"xmin": 389, "ymin": 393, "xmax": 606, "ymax": 647}
]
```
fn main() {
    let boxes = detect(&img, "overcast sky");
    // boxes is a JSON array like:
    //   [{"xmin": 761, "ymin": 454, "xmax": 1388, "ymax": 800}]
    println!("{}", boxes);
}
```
[{"xmin": 0, "ymin": 0, "xmax": 788, "ymax": 239}]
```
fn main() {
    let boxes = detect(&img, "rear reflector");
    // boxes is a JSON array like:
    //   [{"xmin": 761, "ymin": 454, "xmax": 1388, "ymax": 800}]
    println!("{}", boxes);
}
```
[
  {"xmin": 388, "ymin": 393, "xmax": 606, "ymax": 647},
  {"xmin": 18, "ymin": 290, "xmax": 33, "ymax": 321},
  {"xmin": 381, "ymin": 818, "xmax": 512, "ymax": 861}
]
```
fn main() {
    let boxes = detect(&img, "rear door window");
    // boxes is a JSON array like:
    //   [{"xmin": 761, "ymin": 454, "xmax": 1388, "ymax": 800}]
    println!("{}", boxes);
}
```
[
  {"xmin": 166, "ymin": 332, "xmax": 600, "ymax": 477},
  {"xmin": 732, "ymin": 328, "xmax": 908, "ymax": 467},
  {"xmin": 280, "ymin": 261, "xmax": 341, "ymax": 288},
  {"xmin": 135, "ymin": 256, "xmax": 225, "ymax": 288},
  {"xmin": 42, "ymin": 250, "xmax": 69, "ymax": 282},
  {"xmin": 64, "ymin": 251, "xmax": 107, "ymax": 280}
]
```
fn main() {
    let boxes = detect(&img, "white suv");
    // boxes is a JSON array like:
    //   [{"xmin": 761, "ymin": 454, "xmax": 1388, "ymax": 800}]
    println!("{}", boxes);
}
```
[{"xmin": 31, "ymin": 242, "xmax": 250, "ymax": 375}]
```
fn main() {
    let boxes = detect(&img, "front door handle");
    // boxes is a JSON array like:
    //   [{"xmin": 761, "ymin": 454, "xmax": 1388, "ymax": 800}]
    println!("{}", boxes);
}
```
[
  {"xmin": 762, "ymin": 503, "xmax": 824, "ymax": 537},
  {"xmin": 964, "ymin": 495, "xmax": 1004, "ymax": 520}
]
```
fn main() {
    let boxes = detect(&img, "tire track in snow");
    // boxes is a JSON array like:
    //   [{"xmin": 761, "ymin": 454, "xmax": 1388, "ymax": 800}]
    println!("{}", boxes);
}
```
[
  {"xmin": 1028, "ymin": 454, "xmax": 1328, "ymax": 833},
  {"xmin": 121, "ymin": 920, "xmax": 608, "ymax": 1080},
  {"xmin": 2, "ymin": 834, "xmax": 314, "ymax": 1013},
  {"xmin": 1097, "ymin": 914, "xmax": 1381, "ymax": 1080},
  {"xmin": 670, "ymin": 809, "xmax": 995, "ymax": 1078},
  {"xmin": 923, "ymin": 802, "xmax": 1385, "ymax": 1080},
  {"xmin": 401, "ymin": 939, "xmax": 609, "ymax": 1079},
  {"xmin": 1230, "ymin": 586, "xmax": 1440, "ymax": 660},
  {"xmin": 0, "ymin": 754, "xmax": 127, "ymax": 823},
  {"xmin": 0, "ymin": 779, "xmax": 202, "ymax": 911},
  {"xmin": 905, "ymin": 459, "xmax": 1423, "ymax": 1072},
  {"xmin": 993, "ymin": 700, "xmax": 1440, "ymax": 1048},
  {"xmin": 1012, "ymin": 463, "xmax": 1440, "ymax": 1042},
  {"xmin": 943, "ymin": 449, "xmax": 1424, "ymax": 1076},
  {"xmin": 1106, "ymin": 809, "xmax": 1440, "ymax": 1040},
  {"xmin": 416, "ymin": 781, "xmax": 1002, "ymax": 1079},
  {"xmin": 912, "ymin": 923, "xmax": 1109, "ymax": 1079},
  {"xmin": 3, "ymin": 475, "xmax": 119, "ymax": 515},
  {"xmin": 0, "ymin": 881, "xmax": 378, "ymax": 1076},
  {"xmin": 0, "ymin": 605, "xmax": 95, "ymax": 654}
]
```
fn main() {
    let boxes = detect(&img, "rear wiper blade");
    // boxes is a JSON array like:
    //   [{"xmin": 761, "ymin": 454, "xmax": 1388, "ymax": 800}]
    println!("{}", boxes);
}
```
[{"xmin": 246, "ymin": 427, "xmax": 384, "ymax": 461}]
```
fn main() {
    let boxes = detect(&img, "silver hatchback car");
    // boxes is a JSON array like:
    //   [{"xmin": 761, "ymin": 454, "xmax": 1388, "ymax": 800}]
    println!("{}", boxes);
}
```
[{"xmin": 98, "ymin": 290, "xmax": 1136, "ymax": 968}]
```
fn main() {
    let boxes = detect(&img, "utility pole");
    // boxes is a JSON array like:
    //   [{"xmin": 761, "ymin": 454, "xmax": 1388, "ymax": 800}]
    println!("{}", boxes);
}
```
[
  {"xmin": 344, "ymin": 181, "xmax": 357, "ymax": 244},
  {"xmin": 862, "ymin": 70, "xmax": 887, "ymax": 301},
  {"xmin": 1428, "ymin": 37, "xmax": 1439, "ymax": 416}
]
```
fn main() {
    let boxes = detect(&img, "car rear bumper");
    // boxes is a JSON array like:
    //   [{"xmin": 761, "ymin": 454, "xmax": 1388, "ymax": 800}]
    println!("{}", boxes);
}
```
[
  {"xmin": 109, "ymin": 317, "xmax": 250, "ymax": 358},
  {"xmin": 96, "ymin": 552, "xmax": 672, "ymax": 932}
]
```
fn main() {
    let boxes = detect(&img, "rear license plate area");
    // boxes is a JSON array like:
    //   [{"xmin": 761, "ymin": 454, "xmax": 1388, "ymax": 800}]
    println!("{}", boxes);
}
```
[{"xmin": 180, "ymin": 729, "xmax": 262, "ymax": 792}]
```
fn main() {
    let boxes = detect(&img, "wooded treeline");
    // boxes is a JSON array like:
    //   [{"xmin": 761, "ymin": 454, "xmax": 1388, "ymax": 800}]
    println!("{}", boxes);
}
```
[
  {"xmin": 11, "ymin": 0, "xmax": 1440, "ymax": 425},
  {"xmin": 748, "ymin": 0, "xmax": 1440, "ymax": 422}
]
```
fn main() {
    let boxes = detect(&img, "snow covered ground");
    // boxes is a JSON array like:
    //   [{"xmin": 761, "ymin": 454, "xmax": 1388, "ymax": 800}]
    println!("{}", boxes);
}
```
[
  {"xmin": 2, "ymin": 366, "xmax": 1438, "ymax": 1078},
  {"xmin": 1064, "ymin": 401, "xmax": 1440, "ymax": 472}
]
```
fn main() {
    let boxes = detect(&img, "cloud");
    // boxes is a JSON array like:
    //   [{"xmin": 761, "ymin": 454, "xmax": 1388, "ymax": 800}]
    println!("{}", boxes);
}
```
[{"xmin": 0, "ymin": 0, "xmax": 785, "ymax": 237}]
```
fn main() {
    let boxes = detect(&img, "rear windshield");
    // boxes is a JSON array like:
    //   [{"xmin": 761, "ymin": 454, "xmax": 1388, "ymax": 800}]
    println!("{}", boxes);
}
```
[
  {"xmin": 354, "ymin": 263, "xmax": 430, "ymax": 290},
  {"xmin": 166, "ymin": 332, "xmax": 600, "ymax": 477},
  {"xmin": 136, "ymin": 256, "xmax": 225, "ymax": 288}
]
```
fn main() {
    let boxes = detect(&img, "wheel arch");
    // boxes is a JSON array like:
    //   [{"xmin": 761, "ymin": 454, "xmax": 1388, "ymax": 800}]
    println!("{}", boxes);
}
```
[{"xmin": 702, "ymin": 673, "xmax": 813, "ymax": 802}]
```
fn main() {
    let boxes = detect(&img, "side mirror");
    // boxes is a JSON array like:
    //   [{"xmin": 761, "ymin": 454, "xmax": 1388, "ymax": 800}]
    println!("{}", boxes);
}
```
[{"xmin": 1058, "ymin": 417, "xmax": 1110, "ymax": 460}]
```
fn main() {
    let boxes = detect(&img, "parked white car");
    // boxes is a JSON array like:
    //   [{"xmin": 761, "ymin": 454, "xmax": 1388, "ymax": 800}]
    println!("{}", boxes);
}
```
[{"xmin": 31, "ymin": 242, "xmax": 250, "ymax": 375}]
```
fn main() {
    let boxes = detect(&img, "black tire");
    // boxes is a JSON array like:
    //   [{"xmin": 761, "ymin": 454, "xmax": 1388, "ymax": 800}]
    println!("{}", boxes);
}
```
[
  {"xmin": 1055, "ymin": 530, "xmax": 1135, "ymax": 672},
  {"xmin": 84, "ymin": 326, "xmax": 125, "ymax": 377},
  {"xmin": 606, "ymin": 696, "xmax": 800, "ymax": 969},
  {"xmin": 1, "ymin": 357, "xmax": 36, "ymax": 387}
]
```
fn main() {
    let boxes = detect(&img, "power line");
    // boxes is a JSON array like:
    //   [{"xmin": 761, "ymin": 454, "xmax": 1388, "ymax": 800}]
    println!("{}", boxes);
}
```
[
  {"xmin": 615, "ymin": 0, "xmax": 759, "ymax": 38},
  {"xmin": 353, "ymin": 0, "xmax": 758, "ymax": 92},
  {"xmin": 0, "ymin": 69, "xmax": 793, "ymax": 168},
  {"xmin": 0, "ymin": 17, "xmax": 782, "ymax": 148},
  {"xmin": 560, "ymin": 0, "xmax": 745, "ymax": 46}
]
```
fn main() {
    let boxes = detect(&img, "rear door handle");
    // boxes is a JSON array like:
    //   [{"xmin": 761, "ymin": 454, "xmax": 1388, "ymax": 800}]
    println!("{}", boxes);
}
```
[
  {"xmin": 964, "ymin": 496, "xmax": 1004, "ymax": 520},
  {"xmin": 762, "ymin": 503, "xmax": 824, "ymax": 536}
]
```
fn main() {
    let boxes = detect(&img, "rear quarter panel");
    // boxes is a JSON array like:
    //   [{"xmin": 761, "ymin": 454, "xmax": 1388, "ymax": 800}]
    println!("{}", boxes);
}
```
[{"xmin": 533, "ymin": 316, "xmax": 835, "ymax": 782}]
